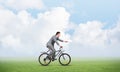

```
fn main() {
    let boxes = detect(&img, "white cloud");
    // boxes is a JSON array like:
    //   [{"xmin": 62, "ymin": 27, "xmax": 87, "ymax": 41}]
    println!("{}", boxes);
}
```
[
  {"xmin": 107, "ymin": 19, "xmax": 120, "ymax": 50},
  {"xmin": 1, "ymin": 35, "xmax": 21, "ymax": 48},
  {"xmin": 0, "ymin": 0, "xmax": 44, "ymax": 10},
  {"xmin": 0, "ymin": 1, "xmax": 120, "ymax": 58},
  {"xmin": 70, "ymin": 20, "xmax": 120, "ymax": 58},
  {"xmin": 73, "ymin": 21, "xmax": 108, "ymax": 46},
  {"xmin": 0, "ymin": 7, "xmax": 71, "ymax": 57},
  {"xmin": 33, "ymin": 7, "xmax": 70, "ymax": 44},
  {"xmin": 0, "ymin": 4, "xmax": 4, "ymax": 9}
]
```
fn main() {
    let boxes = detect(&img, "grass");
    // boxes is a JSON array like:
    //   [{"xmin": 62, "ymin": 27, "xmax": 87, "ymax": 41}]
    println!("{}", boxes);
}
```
[{"xmin": 0, "ymin": 59, "xmax": 120, "ymax": 72}]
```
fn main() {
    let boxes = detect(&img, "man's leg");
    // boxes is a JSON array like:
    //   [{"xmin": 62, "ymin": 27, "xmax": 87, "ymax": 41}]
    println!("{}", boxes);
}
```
[{"xmin": 47, "ymin": 44, "xmax": 56, "ymax": 60}]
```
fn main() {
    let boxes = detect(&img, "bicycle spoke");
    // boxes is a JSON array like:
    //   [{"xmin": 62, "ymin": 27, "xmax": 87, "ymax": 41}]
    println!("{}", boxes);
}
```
[
  {"xmin": 38, "ymin": 53, "xmax": 51, "ymax": 66},
  {"xmin": 62, "ymin": 55, "xmax": 65, "ymax": 60},
  {"xmin": 59, "ymin": 53, "xmax": 71, "ymax": 66}
]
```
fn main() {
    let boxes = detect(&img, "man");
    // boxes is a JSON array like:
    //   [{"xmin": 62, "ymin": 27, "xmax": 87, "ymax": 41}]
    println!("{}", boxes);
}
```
[{"xmin": 46, "ymin": 31, "xmax": 68, "ymax": 61}]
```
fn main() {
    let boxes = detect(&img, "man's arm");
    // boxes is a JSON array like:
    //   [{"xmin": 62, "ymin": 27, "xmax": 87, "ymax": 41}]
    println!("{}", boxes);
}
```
[
  {"xmin": 58, "ymin": 38, "xmax": 68, "ymax": 43},
  {"xmin": 58, "ymin": 38, "xmax": 63, "ymax": 42},
  {"xmin": 53, "ymin": 36, "xmax": 60, "ymax": 46}
]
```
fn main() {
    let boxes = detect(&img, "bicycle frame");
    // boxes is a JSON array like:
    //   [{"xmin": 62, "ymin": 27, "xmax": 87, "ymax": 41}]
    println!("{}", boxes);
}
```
[
  {"xmin": 55, "ymin": 48, "xmax": 64, "ymax": 58},
  {"xmin": 42, "ymin": 48, "xmax": 64, "ymax": 58}
]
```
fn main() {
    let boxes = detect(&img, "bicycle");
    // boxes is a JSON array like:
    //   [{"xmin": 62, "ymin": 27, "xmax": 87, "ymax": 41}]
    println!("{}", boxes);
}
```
[{"xmin": 38, "ymin": 46, "xmax": 71, "ymax": 66}]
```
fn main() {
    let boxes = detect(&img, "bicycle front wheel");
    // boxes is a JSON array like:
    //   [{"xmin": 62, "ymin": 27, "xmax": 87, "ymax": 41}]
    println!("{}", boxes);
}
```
[
  {"xmin": 59, "ymin": 53, "xmax": 71, "ymax": 66},
  {"xmin": 38, "ymin": 53, "xmax": 51, "ymax": 66}
]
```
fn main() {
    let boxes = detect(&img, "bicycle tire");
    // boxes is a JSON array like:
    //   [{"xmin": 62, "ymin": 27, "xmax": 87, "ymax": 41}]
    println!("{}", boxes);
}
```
[
  {"xmin": 59, "ymin": 53, "xmax": 71, "ymax": 66},
  {"xmin": 38, "ymin": 53, "xmax": 51, "ymax": 66}
]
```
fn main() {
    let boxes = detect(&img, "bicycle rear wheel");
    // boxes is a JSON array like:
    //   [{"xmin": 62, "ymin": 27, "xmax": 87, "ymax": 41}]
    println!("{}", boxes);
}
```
[
  {"xmin": 38, "ymin": 53, "xmax": 51, "ymax": 66},
  {"xmin": 59, "ymin": 53, "xmax": 71, "ymax": 66}
]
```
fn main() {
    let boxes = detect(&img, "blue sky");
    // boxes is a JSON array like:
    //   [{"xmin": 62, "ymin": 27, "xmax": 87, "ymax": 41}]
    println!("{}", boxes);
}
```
[
  {"xmin": 8, "ymin": 0, "xmax": 120, "ymax": 28},
  {"xmin": 29, "ymin": 0, "xmax": 120, "ymax": 28},
  {"xmin": 0, "ymin": 0, "xmax": 120, "ymax": 58},
  {"xmin": 1, "ymin": 0, "xmax": 120, "ymax": 26}
]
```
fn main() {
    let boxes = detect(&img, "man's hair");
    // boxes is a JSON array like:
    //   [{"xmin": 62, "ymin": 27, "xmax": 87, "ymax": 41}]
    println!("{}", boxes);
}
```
[{"xmin": 55, "ymin": 31, "xmax": 60, "ymax": 35}]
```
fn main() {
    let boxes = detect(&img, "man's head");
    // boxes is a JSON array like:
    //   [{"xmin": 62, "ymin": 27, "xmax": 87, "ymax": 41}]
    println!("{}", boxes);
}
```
[{"xmin": 55, "ymin": 31, "xmax": 61, "ymax": 37}]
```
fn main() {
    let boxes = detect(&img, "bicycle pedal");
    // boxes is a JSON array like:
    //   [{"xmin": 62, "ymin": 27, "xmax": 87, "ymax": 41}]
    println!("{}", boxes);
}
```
[{"xmin": 52, "ymin": 58, "xmax": 57, "ymax": 61}]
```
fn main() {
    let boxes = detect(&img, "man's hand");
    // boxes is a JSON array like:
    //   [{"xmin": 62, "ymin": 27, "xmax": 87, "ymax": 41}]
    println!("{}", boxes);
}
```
[{"xmin": 64, "ymin": 41, "xmax": 68, "ymax": 43}]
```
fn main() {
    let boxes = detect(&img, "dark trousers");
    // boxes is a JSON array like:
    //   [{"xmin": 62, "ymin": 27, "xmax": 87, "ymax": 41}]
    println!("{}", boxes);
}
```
[{"xmin": 47, "ymin": 44, "xmax": 56, "ymax": 59}]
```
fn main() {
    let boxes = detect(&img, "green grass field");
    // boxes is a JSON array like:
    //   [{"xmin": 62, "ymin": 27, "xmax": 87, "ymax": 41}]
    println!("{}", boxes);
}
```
[{"xmin": 0, "ymin": 59, "xmax": 120, "ymax": 72}]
